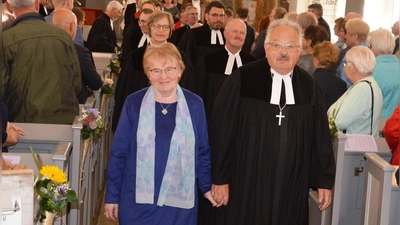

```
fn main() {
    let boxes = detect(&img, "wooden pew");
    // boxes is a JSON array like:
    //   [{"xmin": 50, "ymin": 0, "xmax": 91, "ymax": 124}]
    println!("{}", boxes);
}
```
[
  {"xmin": 361, "ymin": 153, "xmax": 399, "ymax": 225},
  {"xmin": 10, "ymin": 118, "xmax": 82, "ymax": 225},
  {"xmin": 309, "ymin": 133, "xmax": 392, "ymax": 225},
  {"xmin": 2, "ymin": 141, "xmax": 71, "ymax": 224},
  {"xmin": 2, "ymin": 170, "xmax": 34, "ymax": 225}
]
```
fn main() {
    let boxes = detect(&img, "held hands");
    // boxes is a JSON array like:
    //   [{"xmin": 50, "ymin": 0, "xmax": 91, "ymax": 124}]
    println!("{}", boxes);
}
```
[
  {"xmin": 318, "ymin": 188, "xmax": 332, "ymax": 211},
  {"xmin": 211, "ymin": 184, "xmax": 229, "ymax": 207},
  {"xmin": 104, "ymin": 204, "xmax": 119, "ymax": 221},
  {"xmin": 2, "ymin": 122, "xmax": 25, "ymax": 147},
  {"xmin": 204, "ymin": 191, "xmax": 218, "ymax": 207}
]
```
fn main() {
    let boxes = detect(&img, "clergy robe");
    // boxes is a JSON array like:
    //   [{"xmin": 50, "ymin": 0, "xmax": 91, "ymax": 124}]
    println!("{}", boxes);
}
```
[
  {"xmin": 172, "ymin": 24, "xmax": 191, "ymax": 46},
  {"xmin": 210, "ymin": 59, "xmax": 336, "ymax": 225},
  {"xmin": 178, "ymin": 23, "xmax": 225, "ymax": 67},
  {"xmin": 87, "ymin": 13, "xmax": 118, "ymax": 53},
  {"xmin": 197, "ymin": 48, "xmax": 256, "ymax": 120},
  {"xmin": 120, "ymin": 26, "xmax": 149, "ymax": 66},
  {"xmin": 112, "ymin": 45, "xmax": 196, "ymax": 131}
]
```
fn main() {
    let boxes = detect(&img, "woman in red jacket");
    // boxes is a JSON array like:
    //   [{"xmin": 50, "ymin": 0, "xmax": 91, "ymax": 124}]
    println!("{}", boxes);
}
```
[{"xmin": 383, "ymin": 104, "xmax": 400, "ymax": 166}]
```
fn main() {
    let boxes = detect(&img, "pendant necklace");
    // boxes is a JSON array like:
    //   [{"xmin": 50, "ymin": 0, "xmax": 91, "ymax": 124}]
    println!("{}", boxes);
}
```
[
  {"xmin": 271, "ymin": 73, "xmax": 289, "ymax": 126},
  {"xmin": 160, "ymin": 103, "xmax": 172, "ymax": 115},
  {"xmin": 276, "ymin": 103, "xmax": 287, "ymax": 126}
]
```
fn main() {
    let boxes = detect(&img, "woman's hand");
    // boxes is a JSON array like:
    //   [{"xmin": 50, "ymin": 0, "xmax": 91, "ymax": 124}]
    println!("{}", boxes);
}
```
[
  {"xmin": 204, "ymin": 191, "xmax": 219, "ymax": 207},
  {"xmin": 104, "ymin": 203, "xmax": 119, "ymax": 221}
]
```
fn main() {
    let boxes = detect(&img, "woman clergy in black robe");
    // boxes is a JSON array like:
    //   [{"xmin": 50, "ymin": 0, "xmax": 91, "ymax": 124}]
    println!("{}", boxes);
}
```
[{"xmin": 112, "ymin": 11, "xmax": 196, "ymax": 131}]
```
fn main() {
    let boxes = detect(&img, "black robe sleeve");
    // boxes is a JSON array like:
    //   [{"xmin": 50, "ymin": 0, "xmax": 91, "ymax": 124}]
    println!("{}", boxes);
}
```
[{"xmin": 210, "ymin": 69, "xmax": 242, "ymax": 184}]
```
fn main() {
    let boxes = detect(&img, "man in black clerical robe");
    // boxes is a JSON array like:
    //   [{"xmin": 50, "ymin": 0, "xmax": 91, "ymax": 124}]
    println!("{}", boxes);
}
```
[
  {"xmin": 210, "ymin": 19, "xmax": 335, "ymax": 225},
  {"xmin": 87, "ymin": 1, "xmax": 123, "ymax": 53},
  {"xmin": 111, "ymin": 44, "xmax": 196, "ymax": 132},
  {"xmin": 120, "ymin": 8, "xmax": 153, "ymax": 66},
  {"xmin": 178, "ymin": 1, "xmax": 226, "ymax": 67},
  {"xmin": 196, "ymin": 19, "xmax": 256, "ymax": 122}
]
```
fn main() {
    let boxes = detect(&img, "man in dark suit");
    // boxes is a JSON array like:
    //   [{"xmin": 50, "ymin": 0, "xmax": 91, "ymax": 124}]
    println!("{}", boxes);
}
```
[
  {"xmin": 52, "ymin": 9, "xmax": 103, "ymax": 104},
  {"xmin": 235, "ymin": 6, "xmax": 255, "ymax": 53},
  {"xmin": 308, "ymin": 3, "xmax": 331, "ymax": 41}
]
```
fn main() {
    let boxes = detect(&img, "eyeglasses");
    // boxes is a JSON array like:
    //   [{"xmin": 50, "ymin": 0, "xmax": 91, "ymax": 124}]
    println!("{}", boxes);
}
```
[
  {"xmin": 149, "ymin": 67, "xmax": 177, "ymax": 77},
  {"xmin": 266, "ymin": 42, "xmax": 300, "ymax": 53},
  {"xmin": 139, "ymin": 20, "xmax": 147, "ymax": 25},
  {"xmin": 188, "ymin": 13, "xmax": 199, "ymax": 16},
  {"xmin": 210, "ymin": 13, "xmax": 225, "ymax": 19},
  {"xmin": 114, "ymin": 8, "xmax": 122, "ymax": 14},
  {"xmin": 343, "ymin": 61, "xmax": 353, "ymax": 67},
  {"xmin": 151, "ymin": 24, "xmax": 171, "ymax": 31}
]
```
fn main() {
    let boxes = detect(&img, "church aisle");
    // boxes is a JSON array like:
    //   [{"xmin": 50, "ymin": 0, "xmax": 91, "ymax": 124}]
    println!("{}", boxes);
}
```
[{"xmin": 96, "ymin": 191, "xmax": 119, "ymax": 225}]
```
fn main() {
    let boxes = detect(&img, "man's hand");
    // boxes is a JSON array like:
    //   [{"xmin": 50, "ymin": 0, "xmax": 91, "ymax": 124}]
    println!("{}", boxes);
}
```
[
  {"xmin": 318, "ymin": 188, "xmax": 332, "ymax": 211},
  {"xmin": 211, "ymin": 184, "xmax": 229, "ymax": 206},
  {"xmin": 104, "ymin": 204, "xmax": 119, "ymax": 221}
]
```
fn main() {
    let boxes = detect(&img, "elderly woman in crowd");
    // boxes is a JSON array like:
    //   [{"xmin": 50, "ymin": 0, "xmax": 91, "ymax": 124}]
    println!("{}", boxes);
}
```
[
  {"xmin": 328, "ymin": 46, "xmax": 383, "ymax": 136},
  {"xmin": 333, "ymin": 17, "xmax": 346, "ymax": 50},
  {"xmin": 297, "ymin": 25, "xmax": 328, "ymax": 74},
  {"xmin": 113, "ymin": 11, "xmax": 195, "ymax": 132},
  {"xmin": 312, "ymin": 41, "xmax": 347, "ymax": 109},
  {"xmin": 368, "ymin": 28, "xmax": 400, "ymax": 119},
  {"xmin": 105, "ymin": 43, "xmax": 217, "ymax": 224}
]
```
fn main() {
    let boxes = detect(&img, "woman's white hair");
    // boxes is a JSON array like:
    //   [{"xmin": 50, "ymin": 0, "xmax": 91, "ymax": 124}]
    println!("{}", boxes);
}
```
[
  {"xmin": 346, "ymin": 46, "xmax": 376, "ymax": 75},
  {"xmin": 368, "ymin": 28, "xmax": 395, "ymax": 55}
]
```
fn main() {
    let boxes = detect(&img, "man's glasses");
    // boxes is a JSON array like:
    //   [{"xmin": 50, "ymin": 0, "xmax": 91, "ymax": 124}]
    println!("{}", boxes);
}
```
[
  {"xmin": 266, "ymin": 42, "xmax": 300, "ymax": 53},
  {"xmin": 188, "ymin": 13, "xmax": 199, "ymax": 16},
  {"xmin": 139, "ymin": 20, "xmax": 147, "ymax": 25},
  {"xmin": 210, "ymin": 13, "xmax": 225, "ymax": 19},
  {"xmin": 149, "ymin": 67, "xmax": 177, "ymax": 77},
  {"xmin": 343, "ymin": 61, "xmax": 353, "ymax": 67},
  {"xmin": 152, "ymin": 24, "xmax": 171, "ymax": 31}
]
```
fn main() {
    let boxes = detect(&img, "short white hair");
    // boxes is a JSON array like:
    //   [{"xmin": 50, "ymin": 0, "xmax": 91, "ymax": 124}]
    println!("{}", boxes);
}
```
[
  {"xmin": 346, "ymin": 46, "xmax": 376, "ymax": 75},
  {"xmin": 7, "ymin": 0, "xmax": 35, "ymax": 10},
  {"xmin": 368, "ymin": 28, "xmax": 395, "ymax": 54},
  {"xmin": 265, "ymin": 19, "xmax": 302, "ymax": 48},
  {"xmin": 297, "ymin": 12, "xmax": 317, "ymax": 29},
  {"xmin": 106, "ymin": 0, "xmax": 123, "ymax": 12}
]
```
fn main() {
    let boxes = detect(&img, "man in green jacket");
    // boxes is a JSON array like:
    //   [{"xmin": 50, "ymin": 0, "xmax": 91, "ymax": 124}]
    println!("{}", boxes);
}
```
[{"xmin": 3, "ymin": 0, "xmax": 82, "ymax": 124}]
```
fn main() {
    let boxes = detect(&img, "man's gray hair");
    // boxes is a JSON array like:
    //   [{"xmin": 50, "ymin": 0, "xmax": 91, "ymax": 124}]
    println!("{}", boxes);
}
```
[
  {"xmin": 297, "ymin": 12, "xmax": 317, "ymax": 29},
  {"xmin": 346, "ymin": 46, "xmax": 376, "ymax": 75},
  {"xmin": 368, "ymin": 28, "xmax": 395, "ymax": 54},
  {"xmin": 265, "ymin": 19, "xmax": 302, "ymax": 48},
  {"xmin": 7, "ymin": 0, "xmax": 35, "ymax": 10},
  {"xmin": 106, "ymin": 0, "xmax": 123, "ymax": 12}
]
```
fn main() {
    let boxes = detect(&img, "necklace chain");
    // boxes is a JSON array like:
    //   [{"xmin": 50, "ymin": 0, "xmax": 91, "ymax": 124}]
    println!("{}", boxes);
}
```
[{"xmin": 160, "ymin": 103, "xmax": 172, "ymax": 115}]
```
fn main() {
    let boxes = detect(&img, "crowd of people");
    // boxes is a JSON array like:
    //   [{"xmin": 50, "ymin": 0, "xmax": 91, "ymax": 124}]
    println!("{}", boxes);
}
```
[{"xmin": 2, "ymin": 0, "xmax": 399, "ymax": 224}]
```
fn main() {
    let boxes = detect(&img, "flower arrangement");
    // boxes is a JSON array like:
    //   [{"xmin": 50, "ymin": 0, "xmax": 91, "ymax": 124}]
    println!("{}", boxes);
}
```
[
  {"xmin": 34, "ymin": 166, "xmax": 78, "ymax": 222},
  {"xmin": 30, "ymin": 147, "xmax": 77, "ymax": 223},
  {"xmin": 328, "ymin": 105, "xmax": 341, "ymax": 136},
  {"xmin": 101, "ymin": 78, "xmax": 114, "ymax": 96},
  {"xmin": 78, "ymin": 108, "xmax": 104, "ymax": 140}
]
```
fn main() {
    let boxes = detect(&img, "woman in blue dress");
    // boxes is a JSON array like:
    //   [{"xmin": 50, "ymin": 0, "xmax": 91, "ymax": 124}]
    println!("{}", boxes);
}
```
[{"xmin": 105, "ymin": 42, "xmax": 217, "ymax": 224}]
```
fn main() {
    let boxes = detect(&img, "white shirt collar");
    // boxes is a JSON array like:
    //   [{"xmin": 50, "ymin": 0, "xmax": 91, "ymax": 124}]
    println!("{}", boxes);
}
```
[
  {"xmin": 270, "ymin": 68, "xmax": 295, "ymax": 105},
  {"xmin": 224, "ymin": 46, "xmax": 242, "ymax": 75}
]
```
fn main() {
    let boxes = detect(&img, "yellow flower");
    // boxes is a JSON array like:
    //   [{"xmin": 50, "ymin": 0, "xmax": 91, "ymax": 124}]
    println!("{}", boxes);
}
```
[{"xmin": 40, "ymin": 165, "xmax": 67, "ymax": 183}]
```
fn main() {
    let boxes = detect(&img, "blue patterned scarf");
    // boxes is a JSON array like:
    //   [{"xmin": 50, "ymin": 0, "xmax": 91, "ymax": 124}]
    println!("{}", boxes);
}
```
[{"xmin": 136, "ymin": 85, "xmax": 195, "ymax": 209}]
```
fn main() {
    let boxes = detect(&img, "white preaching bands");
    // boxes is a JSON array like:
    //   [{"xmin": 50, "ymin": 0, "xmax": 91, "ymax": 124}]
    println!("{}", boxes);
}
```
[
  {"xmin": 270, "ymin": 68, "xmax": 295, "ymax": 126},
  {"xmin": 138, "ymin": 33, "xmax": 150, "ymax": 48},
  {"xmin": 211, "ymin": 29, "xmax": 224, "ymax": 45},
  {"xmin": 224, "ymin": 46, "xmax": 243, "ymax": 75}
]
